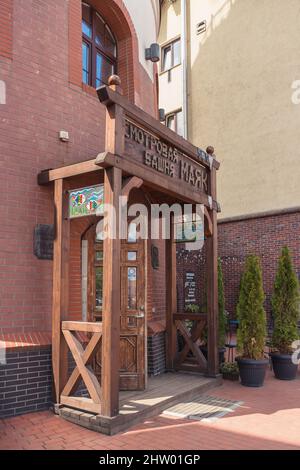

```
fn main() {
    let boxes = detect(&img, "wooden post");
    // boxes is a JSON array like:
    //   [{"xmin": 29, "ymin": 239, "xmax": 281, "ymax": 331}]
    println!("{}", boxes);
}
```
[
  {"xmin": 101, "ymin": 76, "xmax": 123, "ymax": 417},
  {"xmin": 52, "ymin": 178, "xmax": 70, "ymax": 407},
  {"xmin": 166, "ymin": 215, "xmax": 177, "ymax": 370},
  {"xmin": 101, "ymin": 166, "xmax": 122, "ymax": 417},
  {"xmin": 206, "ymin": 147, "xmax": 219, "ymax": 377}
]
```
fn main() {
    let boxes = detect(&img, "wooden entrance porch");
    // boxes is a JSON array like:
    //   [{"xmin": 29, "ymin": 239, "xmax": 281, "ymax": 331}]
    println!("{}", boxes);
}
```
[
  {"xmin": 59, "ymin": 371, "xmax": 221, "ymax": 435},
  {"xmin": 38, "ymin": 75, "xmax": 221, "ymax": 433}
]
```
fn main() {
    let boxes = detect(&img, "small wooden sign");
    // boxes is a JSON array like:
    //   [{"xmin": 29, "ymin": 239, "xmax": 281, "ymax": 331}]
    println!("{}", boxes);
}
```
[
  {"xmin": 184, "ymin": 272, "xmax": 196, "ymax": 305},
  {"xmin": 34, "ymin": 224, "xmax": 54, "ymax": 260}
]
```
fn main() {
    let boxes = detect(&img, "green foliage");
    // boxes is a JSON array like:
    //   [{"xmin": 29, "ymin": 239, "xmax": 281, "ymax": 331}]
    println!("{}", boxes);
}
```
[
  {"xmin": 237, "ymin": 255, "xmax": 266, "ymax": 360},
  {"xmin": 218, "ymin": 258, "xmax": 227, "ymax": 348},
  {"xmin": 220, "ymin": 362, "xmax": 239, "ymax": 375},
  {"xmin": 185, "ymin": 304, "xmax": 200, "ymax": 313},
  {"xmin": 271, "ymin": 247, "xmax": 300, "ymax": 354}
]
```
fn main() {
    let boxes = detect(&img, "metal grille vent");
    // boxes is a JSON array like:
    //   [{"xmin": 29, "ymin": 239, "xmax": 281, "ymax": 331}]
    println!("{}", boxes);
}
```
[{"xmin": 196, "ymin": 20, "xmax": 207, "ymax": 35}]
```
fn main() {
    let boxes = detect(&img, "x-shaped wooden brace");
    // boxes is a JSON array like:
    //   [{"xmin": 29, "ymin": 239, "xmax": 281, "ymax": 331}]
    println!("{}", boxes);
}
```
[
  {"xmin": 61, "ymin": 326, "xmax": 102, "ymax": 405},
  {"xmin": 175, "ymin": 319, "xmax": 207, "ymax": 370}
]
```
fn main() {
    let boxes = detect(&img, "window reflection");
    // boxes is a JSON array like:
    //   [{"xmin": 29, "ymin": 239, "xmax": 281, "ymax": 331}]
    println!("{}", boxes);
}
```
[
  {"xmin": 81, "ymin": 3, "xmax": 117, "ymax": 88},
  {"xmin": 82, "ymin": 42, "xmax": 90, "ymax": 85},
  {"xmin": 95, "ymin": 266, "xmax": 103, "ymax": 309},
  {"xmin": 128, "ymin": 251, "xmax": 137, "ymax": 261},
  {"xmin": 127, "ymin": 267, "xmax": 137, "ymax": 310},
  {"xmin": 128, "ymin": 223, "xmax": 137, "ymax": 243}
]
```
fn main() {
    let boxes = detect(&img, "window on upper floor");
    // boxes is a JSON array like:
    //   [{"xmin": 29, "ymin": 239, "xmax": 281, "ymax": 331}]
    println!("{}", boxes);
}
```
[
  {"xmin": 82, "ymin": 2, "xmax": 117, "ymax": 88},
  {"xmin": 166, "ymin": 109, "xmax": 184, "ymax": 137},
  {"xmin": 161, "ymin": 38, "xmax": 181, "ymax": 73}
]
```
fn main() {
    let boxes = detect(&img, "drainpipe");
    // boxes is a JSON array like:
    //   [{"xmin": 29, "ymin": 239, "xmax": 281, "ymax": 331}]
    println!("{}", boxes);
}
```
[{"xmin": 181, "ymin": 0, "xmax": 188, "ymax": 139}]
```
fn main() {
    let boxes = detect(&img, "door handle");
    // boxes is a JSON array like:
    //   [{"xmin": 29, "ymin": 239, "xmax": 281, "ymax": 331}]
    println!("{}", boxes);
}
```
[
  {"xmin": 136, "ymin": 312, "xmax": 145, "ymax": 318},
  {"xmin": 127, "ymin": 312, "xmax": 145, "ymax": 319}
]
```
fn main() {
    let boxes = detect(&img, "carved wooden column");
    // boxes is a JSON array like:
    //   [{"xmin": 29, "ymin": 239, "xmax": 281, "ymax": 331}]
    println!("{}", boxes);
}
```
[
  {"xmin": 101, "ymin": 75, "xmax": 124, "ymax": 417},
  {"xmin": 52, "ymin": 178, "xmax": 70, "ymax": 408},
  {"xmin": 166, "ymin": 215, "xmax": 177, "ymax": 370}
]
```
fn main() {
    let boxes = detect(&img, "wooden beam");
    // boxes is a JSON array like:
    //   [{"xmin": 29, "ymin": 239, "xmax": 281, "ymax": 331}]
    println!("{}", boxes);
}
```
[
  {"xmin": 101, "ymin": 166, "xmax": 122, "ymax": 417},
  {"xmin": 173, "ymin": 313, "xmax": 207, "ymax": 322},
  {"xmin": 63, "ymin": 330, "xmax": 101, "ymax": 404},
  {"xmin": 38, "ymin": 159, "xmax": 101, "ymax": 185},
  {"xmin": 62, "ymin": 321, "xmax": 102, "ymax": 333},
  {"xmin": 175, "ymin": 320, "xmax": 207, "ymax": 370},
  {"xmin": 97, "ymin": 85, "xmax": 220, "ymax": 170},
  {"xmin": 52, "ymin": 179, "xmax": 69, "ymax": 405},
  {"xmin": 62, "ymin": 331, "xmax": 102, "ymax": 397},
  {"xmin": 96, "ymin": 152, "xmax": 218, "ymax": 210},
  {"xmin": 175, "ymin": 319, "xmax": 207, "ymax": 370},
  {"xmin": 206, "ymin": 164, "xmax": 219, "ymax": 377},
  {"xmin": 204, "ymin": 207, "xmax": 213, "ymax": 237},
  {"xmin": 165, "ymin": 216, "xmax": 177, "ymax": 370},
  {"xmin": 60, "ymin": 396, "xmax": 101, "ymax": 414},
  {"xmin": 122, "ymin": 176, "xmax": 143, "ymax": 198}
]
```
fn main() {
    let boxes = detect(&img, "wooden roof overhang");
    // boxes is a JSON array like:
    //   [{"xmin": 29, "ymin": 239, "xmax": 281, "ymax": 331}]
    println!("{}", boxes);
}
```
[
  {"xmin": 38, "ymin": 85, "xmax": 220, "ymax": 213},
  {"xmin": 38, "ymin": 79, "xmax": 221, "ymax": 420}
]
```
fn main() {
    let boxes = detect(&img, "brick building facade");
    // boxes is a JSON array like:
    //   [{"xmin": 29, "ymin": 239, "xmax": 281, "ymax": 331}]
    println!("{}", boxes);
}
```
[{"xmin": 0, "ymin": 0, "xmax": 166, "ymax": 418}]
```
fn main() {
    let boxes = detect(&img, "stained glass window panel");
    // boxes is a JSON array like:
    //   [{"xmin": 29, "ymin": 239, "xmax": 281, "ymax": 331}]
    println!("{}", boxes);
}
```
[
  {"xmin": 127, "ymin": 267, "xmax": 137, "ymax": 310},
  {"xmin": 69, "ymin": 185, "xmax": 104, "ymax": 218}
]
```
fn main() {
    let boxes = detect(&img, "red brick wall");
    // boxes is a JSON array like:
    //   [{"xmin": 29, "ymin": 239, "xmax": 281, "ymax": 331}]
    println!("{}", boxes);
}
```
[
  {"xmin": 0, "ymin": 0, "xmax": 13, "ymax": 59},
  {"xmin": 218, "ymin": 211, "xmax": 300, "ymax": 318},
  {"xmin": 176, "ymin": 211, "xmax": 300, "ymax": 320},
  {"xmin": 0, "ymin": 0, "xmax": 156, "ymax": 334}
]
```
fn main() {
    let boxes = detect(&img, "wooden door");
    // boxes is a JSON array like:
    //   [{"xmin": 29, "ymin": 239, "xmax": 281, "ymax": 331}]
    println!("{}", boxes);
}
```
[
  {"xmin": 120, "ymin": 235, "xmax": 146, "ymax": 390},
  {"xmin": 86, "ymin": 224, "xmax": 146, "ymax": 391}
]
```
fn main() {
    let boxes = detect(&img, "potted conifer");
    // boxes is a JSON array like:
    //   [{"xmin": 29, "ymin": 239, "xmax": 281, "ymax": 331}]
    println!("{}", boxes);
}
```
[
  {"xmin": 271, "ymin": 247, "xmax": 300, "ymax": 380},
  {"xmin": 236, "ymin": 255, "xmax": 268, "ymax": 387},
  {"xmin": 201, "ymin": 259, "xmax": 227, "ymax": 363}
]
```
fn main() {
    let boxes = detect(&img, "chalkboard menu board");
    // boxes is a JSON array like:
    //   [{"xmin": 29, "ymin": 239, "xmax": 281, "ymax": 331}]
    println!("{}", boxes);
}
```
[{"xmin": 184, "ymin": 272, "xmax": 196, "ymax": 304}]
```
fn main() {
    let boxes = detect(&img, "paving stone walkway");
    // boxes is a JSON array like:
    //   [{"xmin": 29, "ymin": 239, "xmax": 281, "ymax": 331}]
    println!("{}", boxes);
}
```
[{"xmin": 1, "ymin": 370, "xmax": 300, "ymax": 450}]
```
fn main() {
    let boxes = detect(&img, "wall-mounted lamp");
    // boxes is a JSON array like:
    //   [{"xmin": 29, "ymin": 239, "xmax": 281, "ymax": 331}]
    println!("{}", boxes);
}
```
[
  {"xmin": 145, "ymin": 43, "xmax": 160, "ymax": 63},
  {"xmin": 159, "ymin": 108, "xmax": 165, "ymax": 122}
]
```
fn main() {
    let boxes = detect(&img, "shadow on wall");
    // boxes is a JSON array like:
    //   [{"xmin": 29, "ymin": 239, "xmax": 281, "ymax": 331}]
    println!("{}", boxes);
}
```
[{"xmin": 190, "ymin": 0, "xmax": 300, "ymax": 218}]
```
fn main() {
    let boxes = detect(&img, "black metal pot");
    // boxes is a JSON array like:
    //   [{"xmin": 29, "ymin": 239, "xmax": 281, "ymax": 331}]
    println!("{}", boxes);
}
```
[
  {"xmin": 271, "ymin": 353, "xmax": 298, "ymax": 380},
  {"xmin": 200, "ymin": 346, "xmax": 226, "ymax": 364},
  {"xmin": 237, "ymin": 357, "xmax": 268, "ymax": 387}
]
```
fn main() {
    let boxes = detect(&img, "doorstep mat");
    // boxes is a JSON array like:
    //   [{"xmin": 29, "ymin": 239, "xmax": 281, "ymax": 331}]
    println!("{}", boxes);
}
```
[{"xmin": 163, "ymin": 395, "xmax": 243, "ymax": 422}]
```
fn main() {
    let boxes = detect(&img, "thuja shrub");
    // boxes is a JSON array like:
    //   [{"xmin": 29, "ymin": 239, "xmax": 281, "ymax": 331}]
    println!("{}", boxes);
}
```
[
  {"xmin": 271, "ymin": 246, "xmax": 300, "ymax": 354},
  {"xmin": 237, "ymin": 255, "xmax": 266, "ymax": 360}
]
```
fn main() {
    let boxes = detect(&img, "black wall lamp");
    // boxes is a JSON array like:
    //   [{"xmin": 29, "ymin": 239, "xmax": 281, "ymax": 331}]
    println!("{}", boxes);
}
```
[
  {"xmin": 145, "ymin": 43, "xmax": 160, "ymax": 63},
  {"xmin": 159, "ymin": 108, "xmax": 165, "ymax": 122}
]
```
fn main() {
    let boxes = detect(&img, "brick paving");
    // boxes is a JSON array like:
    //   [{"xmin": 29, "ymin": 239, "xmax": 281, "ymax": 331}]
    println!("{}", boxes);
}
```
[{"xmin": 0, "ymin": 370, "xmax": 300, "ymax": 450}]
